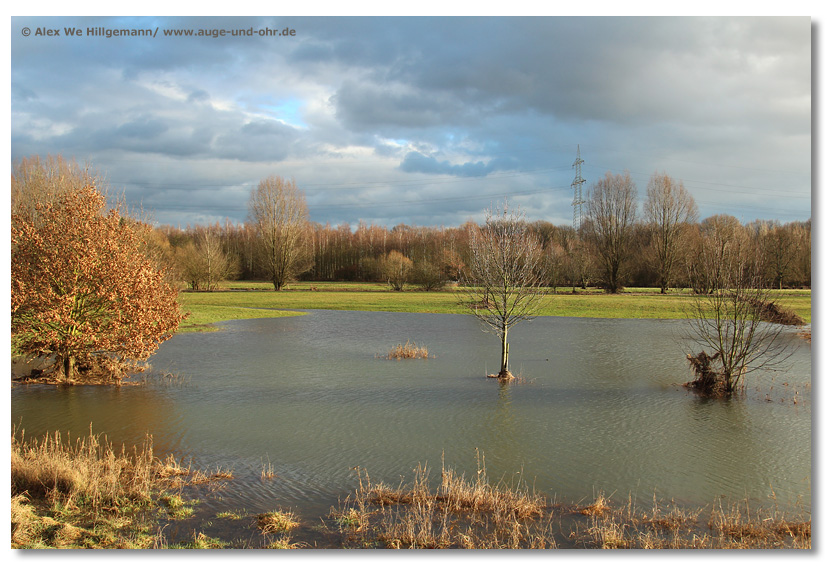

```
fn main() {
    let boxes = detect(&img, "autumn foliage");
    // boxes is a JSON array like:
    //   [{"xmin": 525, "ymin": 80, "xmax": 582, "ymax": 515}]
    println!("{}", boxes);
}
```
[{"xmin": 11, "ymin": 185, "xmax": 184, "ymax": 383}]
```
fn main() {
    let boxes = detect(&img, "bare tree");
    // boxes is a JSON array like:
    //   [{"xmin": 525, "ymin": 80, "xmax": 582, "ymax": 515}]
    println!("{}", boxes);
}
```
[
  {"xmin": 176, "ymin": 228, "xmax": 238, "ymax": 290},
  {"xmin": 586, "ymin": 172, "xmax": 638, "ymax": 293},
  {"xmin": 686, "ymin": 215, "xmax": 748, "ymax": 294},
  {"xmin": 755, "ymin": 221, "xmax": 804, "ymax": 290},
  {"xmin": 248, "ymin": 176, "xmax": 313, "ymax": 290},
  {"xmin": 460, "ymin": 202, "xmax": 546, "ymax": 382},
  {"xmin": 685, "ymin": 231, "xmax": 793, "ymax": 396},
  {"xmin": 644, "ymin": 172, "xmax": 698, "ymax": 294}
]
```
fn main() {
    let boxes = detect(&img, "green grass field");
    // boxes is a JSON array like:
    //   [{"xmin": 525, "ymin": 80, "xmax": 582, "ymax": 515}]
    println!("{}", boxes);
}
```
[{"xmin": 177, "ymin": 281, "xmax": 811, "ymax": 333}]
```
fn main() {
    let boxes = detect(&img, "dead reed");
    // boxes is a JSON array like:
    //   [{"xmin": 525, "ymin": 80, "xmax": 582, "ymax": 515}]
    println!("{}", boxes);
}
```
[
  {"xmin": 11, "ymin": 427, "xmax": 162, "ymax": 510},
  {"xmin": 327, "ymin": 456, "xmax": 810, "ymax": 550},
  {"xmin": 11, "ymin": 426, "xmax": 214, "ymax": 549},
  {"xmin": 576, "ymin": 493, "xmax": 810, "ymax": 549},
  {"xmin": 329, "ymin": 454, "xmax": 555, "ymax": 548},
  {"xmin": 383, "ymin": 340, "xmax": 430, "ymax": 360}
]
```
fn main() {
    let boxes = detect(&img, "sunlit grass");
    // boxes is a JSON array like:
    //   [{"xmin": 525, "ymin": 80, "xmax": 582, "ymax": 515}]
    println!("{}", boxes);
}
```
[
  {"xmin": 11, "ymin": 427, "xmax": 210, "ymax": 548},
  {"xmin": 177, "ymin": 282, "xmax": 810, "ymax": 329},
  {"xmin": 176, "ymin": 298, "xmax": 305, "ymax": 333}
]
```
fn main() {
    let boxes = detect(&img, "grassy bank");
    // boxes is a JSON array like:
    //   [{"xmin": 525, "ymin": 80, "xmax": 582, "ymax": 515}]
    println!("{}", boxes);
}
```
[
  {"xmin": 12, "ymin": 429, "xmax": 810, "ymax": 549},
  {"xmin": 177, "ymin": 281, "xmax": 811, "ymax": 332},
  {"xmin": 177, "ymin": 297, "xmax": 306, "ymax": 332}
]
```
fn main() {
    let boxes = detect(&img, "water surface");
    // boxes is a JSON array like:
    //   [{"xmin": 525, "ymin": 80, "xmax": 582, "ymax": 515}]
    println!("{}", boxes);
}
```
[{"xmin": 12, "ymin": 310, "xmax": 811, "ymax": 520}]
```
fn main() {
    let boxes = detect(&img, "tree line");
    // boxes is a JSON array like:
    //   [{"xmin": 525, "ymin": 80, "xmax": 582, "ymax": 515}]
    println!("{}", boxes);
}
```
[{"xmin": 151, "ymin": 172, "xmax": 810, "ymax": 294}]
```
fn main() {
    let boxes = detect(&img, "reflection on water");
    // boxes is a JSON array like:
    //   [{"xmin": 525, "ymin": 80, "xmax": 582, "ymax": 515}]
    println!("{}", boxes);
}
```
[{"xmin": 12, "ymin": 310, "xmax": 811, "ymax": 517}]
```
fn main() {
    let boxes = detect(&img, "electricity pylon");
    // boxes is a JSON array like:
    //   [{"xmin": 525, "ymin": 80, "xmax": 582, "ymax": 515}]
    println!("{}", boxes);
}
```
[{"xmin": 571, "ymin": 144, "xmax": 586, "ymax": 232}]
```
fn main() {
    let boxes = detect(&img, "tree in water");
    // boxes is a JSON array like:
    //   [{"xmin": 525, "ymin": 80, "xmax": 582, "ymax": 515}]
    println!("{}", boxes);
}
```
[
  {"xmin": 684, "ymin": 231, "xmax": 793, "ymax": 396},
  {"xmin": 460, "ymin": 202, "xmax": 546, "ymax": 382},
  {"xmin": 12, "ymin": 185, "xmax": 183, "ymax": 383}
]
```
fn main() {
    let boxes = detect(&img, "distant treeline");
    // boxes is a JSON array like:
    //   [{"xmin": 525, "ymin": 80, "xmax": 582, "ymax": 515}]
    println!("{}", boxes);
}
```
[
  {"xmin": 153, "ymin": 213, "xmax": 810, "ymax": 292},
  {"xmin": 9, "ymin": 156, "xmax": 812, "ymax": 294}
]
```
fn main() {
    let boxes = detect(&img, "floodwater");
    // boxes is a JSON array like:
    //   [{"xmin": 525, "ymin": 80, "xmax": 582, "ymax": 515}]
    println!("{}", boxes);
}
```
[{"xmin": 11, "ymin": 310, "xmax": 812, "ymax": 528}]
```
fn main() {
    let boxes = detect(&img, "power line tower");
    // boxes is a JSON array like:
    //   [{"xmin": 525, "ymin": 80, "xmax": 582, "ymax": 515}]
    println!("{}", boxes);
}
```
[{"xmin": 571, "ymin": 144, "xmax": 586, "ymax": 231}]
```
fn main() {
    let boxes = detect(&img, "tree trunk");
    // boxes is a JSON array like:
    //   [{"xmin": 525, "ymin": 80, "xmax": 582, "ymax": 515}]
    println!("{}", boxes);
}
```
[
  {"xmin": 499, "ymin": 328, "xmax": 511, "ymax": 380},
  {"xmin": 61, "ymin": 354, "xmax": 75, "ymax": 382}
]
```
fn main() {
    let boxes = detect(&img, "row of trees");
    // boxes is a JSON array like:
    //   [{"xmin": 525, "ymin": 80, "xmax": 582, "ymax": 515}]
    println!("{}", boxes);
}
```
[{"xmin": 153, "ymin": 172, "xmax": 810, "ymax": 295}]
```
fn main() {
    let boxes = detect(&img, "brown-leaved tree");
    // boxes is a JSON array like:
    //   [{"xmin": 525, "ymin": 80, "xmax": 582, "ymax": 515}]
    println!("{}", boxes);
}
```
[{"xmin": 11, "ymin": 185, "xmax": 184, "ymax": 383}]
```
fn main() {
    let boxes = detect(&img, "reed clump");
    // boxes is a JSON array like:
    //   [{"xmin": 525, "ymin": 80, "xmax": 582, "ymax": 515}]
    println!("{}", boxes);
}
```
[
  {"xmin": 257, "ymin": 509, "xmax": 300, "ymax": 534},
  {"xmin": 383, "ymin": 340, "xmax": 430, "ymax": 360},
  {"xmin": 11, "ymin": 427, "xmax": 212, "ymax": 549},
  {"xmin": 256, "ymin": 508, "xmax": 305, "ymax": 549},
  {"xmin": 329, "ymin": 454, "xmax": 555, "ymax": 548},
  {"xmin": 576, "ymin": 494, "xmax": 810, "ymax": 549},
  {"xmin": 328, "ymin": 457, "xmax": 810, "ymax": 550}
]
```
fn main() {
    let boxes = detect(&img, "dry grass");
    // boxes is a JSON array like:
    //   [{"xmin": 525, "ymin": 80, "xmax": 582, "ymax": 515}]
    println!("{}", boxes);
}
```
[
  {"xmin": 579, "ymin": 492, "xmax": 612, "ymax": 517},
  {"xmin": 708, "ymin": 498, "xmax": 811, "ymax": 549},
  {"xmin": 261, "ymin": 460, "xmax": 276, "ymax": 480},
  {"xmin": 11, "ymin": 427, "xmax": 216, "ymax": 549},
  {"xmin": 11, "ymin": 428, "xmax": 810, "ymax": 549},
  {"xmin": 257, "ymin": 509, "xmax": 300, "ymax": 534},
  {"xmin": 383, "ymin": 340, "xmax": 431, "ymax": 360},
  {"xmin": 327, "ymin": 456, "xmax": 810, "ymax": 550},
  {"xmin": 329, "ymin": 454, "xmax": 555, "ymax": 548},
  {"xmin": 256, "ymin": 508, "xmax": 305, "ymax": 549},
  {"xmin": 576, "ymin": 493, "xmax": 809, "ymax": 549},
  {"xmin": 12, "ymin": 427, "xmax": 161, "ymax": 511},
  {"xmin": 190, "ymin": 466, "xmax": 235, "ymax": 485}
]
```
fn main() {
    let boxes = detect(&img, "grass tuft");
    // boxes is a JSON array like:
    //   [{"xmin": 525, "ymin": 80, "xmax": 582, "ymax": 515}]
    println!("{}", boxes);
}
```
[
  {"xmin": 383, "ymin": 340, "xmax": 431, "ymax": 360},
  {"xmin": 257, "ymin": 509, "xmax": 300, "ymax": 534}
]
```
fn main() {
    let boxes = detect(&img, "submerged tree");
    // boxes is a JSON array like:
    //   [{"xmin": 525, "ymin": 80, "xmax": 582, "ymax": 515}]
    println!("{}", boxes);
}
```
[
  {"xmin": 460, "ymin": 202, "xmax": 546, "ymax": 382},
  {"xmin": 248, "ymin": 176, "xmax": 313, "ymax": 290},
  {"xmin": 11, "ymin": 186, "xmax": 183, "ymax": 383},
  {"xmin": 684, "ymin": 234, "xmax": 793, "ymax": 396}
]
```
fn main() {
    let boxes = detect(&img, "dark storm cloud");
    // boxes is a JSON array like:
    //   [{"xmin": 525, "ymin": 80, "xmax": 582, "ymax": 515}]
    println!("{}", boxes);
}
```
[
  {"xmin": 213, "ymin": 120, "xmax": 299, "ymax": 162},
  {"xmin": 333, "ymin": 80, "xmax": 473, "ymax": 131},
  {"xmin": 10, "ymin": 15, "xmax": 811, "ymax": 227}
]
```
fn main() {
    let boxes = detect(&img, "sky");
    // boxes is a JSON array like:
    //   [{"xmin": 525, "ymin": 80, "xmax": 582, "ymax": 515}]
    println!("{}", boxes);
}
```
[{"xmin": 9, "ymin": 14, "xmax": 813, "ymax": 230}]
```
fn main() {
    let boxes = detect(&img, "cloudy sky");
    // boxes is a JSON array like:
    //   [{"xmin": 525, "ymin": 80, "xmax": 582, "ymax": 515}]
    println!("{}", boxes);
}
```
[{"xmin": 10, "ymin": 15, "xmax": 812, "ymax": 230}]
